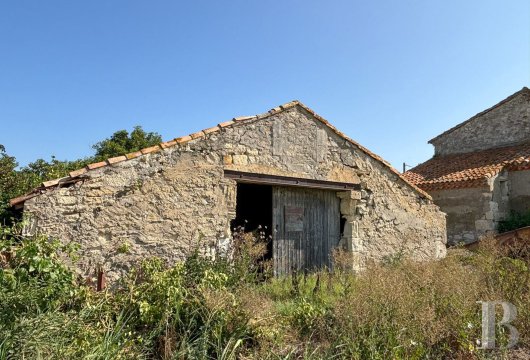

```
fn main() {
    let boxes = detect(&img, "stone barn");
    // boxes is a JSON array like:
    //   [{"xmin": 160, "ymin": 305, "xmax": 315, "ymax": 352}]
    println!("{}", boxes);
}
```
[
  {"xmin": 405, "ymin": 87, "xmax": 530, "ymax": 245},
  {"xmin": 12, "ymin": 101, "xmax": 446, "ymax": 279}
]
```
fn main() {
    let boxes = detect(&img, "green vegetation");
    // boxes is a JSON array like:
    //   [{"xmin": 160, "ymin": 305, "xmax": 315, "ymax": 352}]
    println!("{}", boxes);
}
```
[
  {"xmin": 1, "ymin": 224, "xmax": 528, "ymax": 359},
  {"xmin": 498, "ymin": 210, "xmax": 530, "ymax": 233},
  {"xmin": 92, "ymin": 126, "xmax": 162, "ymax": 162},
  {"xmin": 0, "ymin": 126, "xmax": 162, "ymax": 223}
]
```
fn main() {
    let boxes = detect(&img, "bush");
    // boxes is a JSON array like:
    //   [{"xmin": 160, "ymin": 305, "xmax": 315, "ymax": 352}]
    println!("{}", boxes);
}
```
[
  {"xmin": 0, "ymin": 223, "xmax": 82, "ymax": 324},
  {"xmin": 0, "ymin": 223, "xmax": 529, "ymax": 359}
]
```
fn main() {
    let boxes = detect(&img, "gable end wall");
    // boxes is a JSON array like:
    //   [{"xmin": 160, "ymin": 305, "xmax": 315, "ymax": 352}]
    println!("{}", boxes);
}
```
[
  {"xmin": 24, "ymin": 107, "xmax": 446, "ymax": 280},
  {"xmin": 431, "ymin": 92, "xmax": 530, "ymax": 156}
]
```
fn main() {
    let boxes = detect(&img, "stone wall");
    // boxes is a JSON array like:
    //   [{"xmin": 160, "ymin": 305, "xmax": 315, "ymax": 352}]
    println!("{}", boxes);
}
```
[
  {"xmin": 429, "ymin": 187, "xmax": 489, "ymax": 244},
  {"xmin": 508, "ymin": 169, "xmax": 530, "ymax": 214},
  {"xmin": 430, "ymin": 90, "xmax": 530, "ymax": 156},
  {"xmin": 429, "ymin": 173, "xmax": 509, "ymax": 245},
  {"xmin": 24, "ymin": 106, "xmax": 446, "ymax": 280}
]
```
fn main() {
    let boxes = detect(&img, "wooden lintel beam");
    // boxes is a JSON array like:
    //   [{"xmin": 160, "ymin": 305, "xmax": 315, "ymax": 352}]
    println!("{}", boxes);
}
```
[{"xmin": 224, "ymin": 170, "xmax": 360, "ymax": 191}]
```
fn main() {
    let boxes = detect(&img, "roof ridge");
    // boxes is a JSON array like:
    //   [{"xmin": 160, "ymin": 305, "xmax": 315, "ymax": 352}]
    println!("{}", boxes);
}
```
[
  {"xmin": 10, "ymin": 100, "xmax": 430, "ymax": 207},
  {"xmin": 429, "ymin": 87, "xmax": 530, "ymax": 144}
]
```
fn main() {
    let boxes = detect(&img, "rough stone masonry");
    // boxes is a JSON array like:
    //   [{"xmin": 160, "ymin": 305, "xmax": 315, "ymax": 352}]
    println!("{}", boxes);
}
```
[
  {"xmin": 405, "ymin": 88, "xmax": 530, "ymax": 245},
  {"xmin": 15, "ymin": 101, "xmax": 447, "ymax": 280}
]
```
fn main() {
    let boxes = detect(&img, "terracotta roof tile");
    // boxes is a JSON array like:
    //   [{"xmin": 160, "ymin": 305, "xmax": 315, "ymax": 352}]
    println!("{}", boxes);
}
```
[
  {"xmin": 232, "ymin": 116, "xmax": 255, "ymax": 122},
  {"xmin": 140, "ymin": 145, "xmax": 161, "ymax": 154},
  {"xmin": 42, "ymin": 178, "xmax": 62, "ymax": 187},
  {"xmin": 11, "ymin": 100, "xmax": 431, "ymax": 205},
  {"xmin": 87, "ymin": 161, "xmax": 107, "ymax": 170},
  {"xmin": 160, "ymin": 140, "xmax": 177, "ymax": 149},
  {"xmin": 404, "ymin": 142, "xmax": 530, "ymax": 191},
  {"xmin": 107, "ymin": 155, "xmax": 127, "ymax": 164},
  {"xmin": 280, "ymin": 101, "xmax": 299, "ymax": 110},
  {"xmin": 218, "ymin": 120, "xmax": 235, "ymax": 128},
  {"xmin": 9, "ymin": 193, "xmax": 39, "ymax": 207},
  {"xmin": 203, "ymin": 126, "xmax": 220, "ymax": 134},
  {"xmin": 125, "ymin": 151, "xmax": 143, "ymax": 160},
  {"xmin": 293, "ymin": 101, "xmax": 431, "ymax": 199},
  {"xmin": 189, "ymin": 131, "xmax": 205, "ymax": 139},
  {"xmin": 69, "ymin": 168, "xmax": 87, "ymax": 178},
  {"xmin": 176, "ymin": 135, "xmax": 192, "ymax": 144}
]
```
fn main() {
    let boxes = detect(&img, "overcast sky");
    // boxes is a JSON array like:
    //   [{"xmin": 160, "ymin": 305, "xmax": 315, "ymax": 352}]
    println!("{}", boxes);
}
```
[{"xmin": 1, "ymin": 1, "xmax": 529, "ymax": 170}]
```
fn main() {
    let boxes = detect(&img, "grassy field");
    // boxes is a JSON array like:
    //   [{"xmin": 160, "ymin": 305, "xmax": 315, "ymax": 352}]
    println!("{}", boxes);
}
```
[{"xmin": 0, "ymin": 224, "xmax": 529, "ymax": 359}]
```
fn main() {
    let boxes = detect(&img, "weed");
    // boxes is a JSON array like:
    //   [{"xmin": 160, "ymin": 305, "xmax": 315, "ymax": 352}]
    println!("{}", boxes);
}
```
[{"xmin": 0, "ymin": 221, "xmax": 529, "ymax": 359}]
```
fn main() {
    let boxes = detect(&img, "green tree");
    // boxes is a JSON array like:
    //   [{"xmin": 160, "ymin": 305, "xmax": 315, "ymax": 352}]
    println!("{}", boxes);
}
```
[
  {"xmin": 0, "ymin": 126, "xmax": 162, "ymax": 221},
  {"xmin": 0, "ymin": 145, "xmax": 21, "ymax": 223},
  {"xmin": 19, "ymin": 156, "xmax": 93, "ymax": 184},
  {"xmin": 92, "ymin": 126, "xmax": 162, "ymax": 161},
  {"xmin": 0, "ymin": 146, "xmax": 93, "ymax": 223}
]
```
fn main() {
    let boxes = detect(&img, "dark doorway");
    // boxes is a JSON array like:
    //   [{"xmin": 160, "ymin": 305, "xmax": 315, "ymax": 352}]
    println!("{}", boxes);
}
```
[{"xmin": 232, "ymin": 183, "xmax": 273, "ymax": 259}]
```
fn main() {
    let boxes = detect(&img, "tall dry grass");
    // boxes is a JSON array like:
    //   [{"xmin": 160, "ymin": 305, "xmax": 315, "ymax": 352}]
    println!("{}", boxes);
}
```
[{"xmin": 1, "ymin": 223, "xmax": 529, "ymax": 359}]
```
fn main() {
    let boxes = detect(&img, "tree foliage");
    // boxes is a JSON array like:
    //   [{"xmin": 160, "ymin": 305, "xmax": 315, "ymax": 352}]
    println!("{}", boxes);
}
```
[
  {"xmin": 0, "ymin": 145, "xmax": 22, "ymax": 222},
  {"xmin": 0, "ymin": 126, "xmax": 162, "ymax": 222},
  {"xmin": 92, "ymin": 126, "xmax": 162, "ymax": 161}
]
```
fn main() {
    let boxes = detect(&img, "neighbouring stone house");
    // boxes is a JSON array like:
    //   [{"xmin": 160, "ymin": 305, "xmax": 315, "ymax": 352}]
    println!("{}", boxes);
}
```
[
  {"xmin": 12, "ymin": 101, "xmax": 446, "ymax": 280},
  {"xmin": 405, "ymin": 87, "xmax": 530, "ymax": 245}
]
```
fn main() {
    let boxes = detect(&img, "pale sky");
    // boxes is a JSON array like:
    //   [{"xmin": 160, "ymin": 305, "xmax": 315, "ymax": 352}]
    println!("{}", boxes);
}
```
[{"xmin": 1, "ymin": 1, "xmax": 529, "ymax": 170}]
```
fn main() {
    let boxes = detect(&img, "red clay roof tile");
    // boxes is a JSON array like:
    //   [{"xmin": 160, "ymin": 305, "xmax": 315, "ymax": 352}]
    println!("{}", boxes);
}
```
[
  {"xmin": 232, "ymin": 116, "xmax": 255, "ymax": 122},
  {"xmin": 203, "ymin": 126, "xmax": 220, "ymax": 134},
  {"xmin": 160, "ymin": 140, "xmax": 177, "ymax": 148},
  {"xmin": 69, "ymin": 168, "xmax": 87, "ymax": 177},
  {"xmin": 218, "ymin": 120, "xmax": 235, "ymax": 128},
  {"xmin": 125, "ymin": 151, "xmax": 143, "ymax": 160},
  {"xmin": 189, "ymin": 131, "xmax": 205, "ymax": 140},
  {"xmin": 11, "ymin": 100, "xmax": 430, "ymax": 204},
  {"xmin": 107, "ymin": 155, "xmax": 127, "ymax": 164},
  {"xmin": 141, "ymin": 145, "xmax": 161, "ymax": 154},
  {"xmin": 176, "ymin": 135, "xmax": 192, "ymax": 144},
  {"xmin": 404, "ymin": 142, "xmax": 530, "ymax": 191},
  {"xmin": 87, "ymin": 161, "xmax": 107, "ymax": 170},
  {"xmin": 9, "ymin": 193, "xmax": 39, "ymax": 207},
  {"xmin": 42, "ymin": 178, "xmax": 61, "ymax": 187}
]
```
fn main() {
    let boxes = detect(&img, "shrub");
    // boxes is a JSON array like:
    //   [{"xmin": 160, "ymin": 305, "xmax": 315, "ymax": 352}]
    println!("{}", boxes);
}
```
[
  {"xmin": 0, "ymin": 223, "xmax": 82, "ymax": 324},
  {"xmin": 1, "ymin": 223, "xmax": 529, "ymax": 359}
]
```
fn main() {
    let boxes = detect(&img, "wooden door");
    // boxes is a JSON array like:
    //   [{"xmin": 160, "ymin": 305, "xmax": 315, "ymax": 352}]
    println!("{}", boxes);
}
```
[{"xmin": 272, "ymin": 186, "xmax": 341, "ymax": 276}]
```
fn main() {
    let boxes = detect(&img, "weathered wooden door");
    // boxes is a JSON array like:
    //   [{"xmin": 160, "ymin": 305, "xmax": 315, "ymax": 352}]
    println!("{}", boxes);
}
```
[{"xmin": 272, "ymin": 186, "xmax": 341, "ymax": 275}]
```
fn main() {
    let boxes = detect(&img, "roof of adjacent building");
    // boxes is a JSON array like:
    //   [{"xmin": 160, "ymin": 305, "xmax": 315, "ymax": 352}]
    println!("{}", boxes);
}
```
[
  {"xmin": 10, "ymin": 101, "xmax": 431, "ymax": 207},
  {"xmin": 429, "ymin": 87, "xmax": 530, "ymax": 144},
  {"xmin": 404, "ymin": 142, "xmax": 530, "ymax": 191}
]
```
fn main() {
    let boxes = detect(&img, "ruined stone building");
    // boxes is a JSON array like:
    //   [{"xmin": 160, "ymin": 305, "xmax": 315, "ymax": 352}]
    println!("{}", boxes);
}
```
[
  {"xmin": 11, "ymin": 101, "xmax": 446, "ymax": 279},
  {"xmin": 405, "ymin": 87, "xmax": 530, "ymax": 245}
]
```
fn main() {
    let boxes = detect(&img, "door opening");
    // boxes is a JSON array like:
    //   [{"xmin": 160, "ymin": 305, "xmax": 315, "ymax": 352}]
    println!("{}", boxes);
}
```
[
  {"xmin": 231, "ymin": 183, "xmax": 273, "ymax": 260},
  {"xmin": 272, "ymin": 187, "xmax": 341, "ymax": 275}
]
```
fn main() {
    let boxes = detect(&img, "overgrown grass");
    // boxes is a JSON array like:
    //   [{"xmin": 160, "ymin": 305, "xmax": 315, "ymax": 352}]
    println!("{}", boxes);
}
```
[{"xmin": 1, "ymin": 224, "xmax": 529, "ymax": 359}]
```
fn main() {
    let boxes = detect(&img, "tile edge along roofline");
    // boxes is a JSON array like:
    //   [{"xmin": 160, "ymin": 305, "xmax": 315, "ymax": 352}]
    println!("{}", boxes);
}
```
[
  {"xmin": 403, "ymin": 142, "xmax": 530, "ymax": 191},
  {"xmin": 10, "ymin": 101, "xmax": 431, "ymax": 207},
  {"xmin": 407, "ymin": 161, "xmax": 530, "ymax": 192},
  {"xmin": 428, "ymin": 87, "xmax": 530, "ymax": 144}
]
